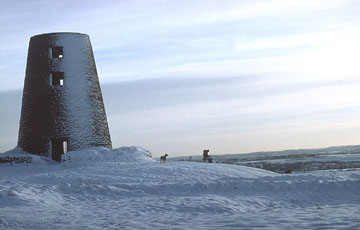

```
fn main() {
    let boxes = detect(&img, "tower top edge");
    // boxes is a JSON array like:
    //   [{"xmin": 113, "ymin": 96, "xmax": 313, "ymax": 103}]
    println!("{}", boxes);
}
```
[{"xmin": 31, "ymin": 32, "xmax": 89, "ymax": 39}]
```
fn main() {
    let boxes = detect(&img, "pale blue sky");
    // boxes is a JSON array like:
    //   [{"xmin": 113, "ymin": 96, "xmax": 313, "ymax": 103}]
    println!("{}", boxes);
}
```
[{"xmin": 1, "ymin": 0, "xmax": 360, "ymax": 157}]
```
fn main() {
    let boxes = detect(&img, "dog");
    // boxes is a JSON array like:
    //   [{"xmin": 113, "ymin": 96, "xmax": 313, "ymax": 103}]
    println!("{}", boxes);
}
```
[{"xmin": 160, "ymin": 154, "xmax": 168, "ymax": 163}]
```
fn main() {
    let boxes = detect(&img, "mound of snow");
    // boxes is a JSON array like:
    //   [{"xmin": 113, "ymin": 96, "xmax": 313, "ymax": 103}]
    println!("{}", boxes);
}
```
[
  {"xmin": 62, "ymin": 146, "xmax": 154, "ymax": 163},
  {"xmin": 1, "ymin": 146, "xmax": 154, "ymax": 165}
]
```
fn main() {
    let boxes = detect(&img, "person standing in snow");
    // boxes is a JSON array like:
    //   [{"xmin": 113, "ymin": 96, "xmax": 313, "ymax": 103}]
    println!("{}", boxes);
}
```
[{"xmin": 203, "ymin": 150, "xmax": 209, "ymax": 162}]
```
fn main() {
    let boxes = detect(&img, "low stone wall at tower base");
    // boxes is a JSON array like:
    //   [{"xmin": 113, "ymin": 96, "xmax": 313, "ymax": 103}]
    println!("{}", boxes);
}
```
[
  {"xmin": 0, "ymin": 148, "xmax": 43, "ymax": 164},
  {"xmin": 0, "ymin": 156, "xmax": 32, "ymax": 164}
]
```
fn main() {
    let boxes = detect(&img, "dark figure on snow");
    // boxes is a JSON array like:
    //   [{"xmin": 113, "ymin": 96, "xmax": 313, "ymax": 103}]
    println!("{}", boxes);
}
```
[
  {"xmin": 203, "ymin": 150, "xmax": 210, "ymax": 162},
  {"xmin": 160, "ymin": 154, "xmax": 168, "ymax": 163}
]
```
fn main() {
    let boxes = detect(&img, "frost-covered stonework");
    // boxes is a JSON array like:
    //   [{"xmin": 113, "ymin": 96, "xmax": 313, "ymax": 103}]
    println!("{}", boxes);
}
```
[{"xmin": 18, "ymin": 33, "xmax": 112, "ymax": 157}]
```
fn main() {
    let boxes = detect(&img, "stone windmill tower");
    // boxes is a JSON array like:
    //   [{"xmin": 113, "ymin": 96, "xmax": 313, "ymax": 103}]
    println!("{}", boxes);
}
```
[{"xmin": 18, "ymin": 32, "xmax": 112, "ymax": 162}]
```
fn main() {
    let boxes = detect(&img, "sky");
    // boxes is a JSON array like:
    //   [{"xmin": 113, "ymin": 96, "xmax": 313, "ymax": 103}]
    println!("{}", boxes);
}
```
[{"xmin": 1, "ymin": 0, "xmax": 360, "ymax": 157}]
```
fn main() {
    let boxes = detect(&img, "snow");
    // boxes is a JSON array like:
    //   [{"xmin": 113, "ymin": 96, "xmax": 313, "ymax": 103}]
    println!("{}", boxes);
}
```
[{"xmin": 1, "ymin": 147, "xmax": 360, "ymax": 229}]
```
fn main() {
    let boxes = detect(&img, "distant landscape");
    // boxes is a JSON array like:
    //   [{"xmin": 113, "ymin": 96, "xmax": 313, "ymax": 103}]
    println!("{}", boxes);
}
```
[{"xmin": 172, "ymin": 145, "xmax": 360, "ymax": 173}]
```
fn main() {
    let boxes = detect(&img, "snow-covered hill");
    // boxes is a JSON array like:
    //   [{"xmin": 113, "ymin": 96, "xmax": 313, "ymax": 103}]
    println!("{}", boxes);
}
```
[{"xmin": 1, "ymin": 147, "xmax": 360, "ymax": 229}]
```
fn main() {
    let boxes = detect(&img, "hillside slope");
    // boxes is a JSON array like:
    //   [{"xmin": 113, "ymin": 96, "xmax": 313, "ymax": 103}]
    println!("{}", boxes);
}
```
[{"xmin": 1, "ymin": 147, "xmax": 359, "ymax": 229}]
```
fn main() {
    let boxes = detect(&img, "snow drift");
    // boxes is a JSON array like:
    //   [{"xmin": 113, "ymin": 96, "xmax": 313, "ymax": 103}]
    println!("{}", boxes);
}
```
[
  {"xmin": 0, "ymin": 146, "xmax": 153, "ymax": 164},
  {"xmin": 0, "ymin": 147, "xmax": 359, "ymax": 229}
]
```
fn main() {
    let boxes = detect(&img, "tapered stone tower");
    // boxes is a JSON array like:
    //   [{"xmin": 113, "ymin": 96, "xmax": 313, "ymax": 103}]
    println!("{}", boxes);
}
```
[{"xmin": 18, "ymin": 32, "xmax": 112, "ymax": 162}]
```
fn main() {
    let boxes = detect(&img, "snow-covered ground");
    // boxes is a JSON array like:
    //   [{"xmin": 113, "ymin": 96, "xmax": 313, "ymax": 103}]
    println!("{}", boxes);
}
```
[{"xmin": 1, "ymin": 147, "xmax": 360, "ymax": 229}]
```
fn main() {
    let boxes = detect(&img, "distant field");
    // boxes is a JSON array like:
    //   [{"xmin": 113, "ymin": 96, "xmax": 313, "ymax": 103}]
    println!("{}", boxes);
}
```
[{"xmin": 172, "ymin": 145, "xmax": 360, "ymax": 173}]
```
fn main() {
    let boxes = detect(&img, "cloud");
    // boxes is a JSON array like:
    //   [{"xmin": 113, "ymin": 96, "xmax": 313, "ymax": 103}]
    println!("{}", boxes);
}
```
[{"xmin": 101, "ymin": 76, "xmax": 360, "ymax": 154}]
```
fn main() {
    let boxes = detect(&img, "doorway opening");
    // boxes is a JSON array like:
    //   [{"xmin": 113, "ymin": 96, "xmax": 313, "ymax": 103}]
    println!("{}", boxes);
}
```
[{"xmin": 51, "ymin": 138, "xmax": 68, "ymax": 162}]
